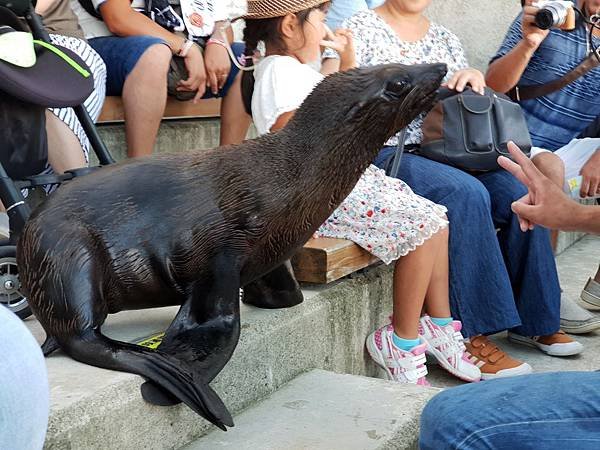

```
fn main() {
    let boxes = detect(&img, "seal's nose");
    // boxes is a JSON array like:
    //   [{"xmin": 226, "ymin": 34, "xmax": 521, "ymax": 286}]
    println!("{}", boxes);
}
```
[{"xmin": 406, "ymin": 63, "xmax": 447, "ymax": 86}]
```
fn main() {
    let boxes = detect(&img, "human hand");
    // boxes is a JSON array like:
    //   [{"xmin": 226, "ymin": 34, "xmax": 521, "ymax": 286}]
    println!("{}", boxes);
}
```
[
  {"xmin": 579, "ymin": 149, "xmax": 600, "ymax": 198},
  {"xmin": 321, "ymin": 27, "xmax": 356, "ymax": 70},
  {"xmin": 446, "ymin": 68, "xmax": 486, "ymax": 94},
  {"xmin": 498, "ymin": 141, "xmax": 582, "ymax": 231},
  {"xmin": 178, "ymin": 44, "xmax": 207, "ymax": 102},
  {"xmin": 204, "ymin": 42, "xmax": 231, "ymax": 95},
  {"xmin": 522, "ymin": 0, "xmax": 550, "ymax": 50}
]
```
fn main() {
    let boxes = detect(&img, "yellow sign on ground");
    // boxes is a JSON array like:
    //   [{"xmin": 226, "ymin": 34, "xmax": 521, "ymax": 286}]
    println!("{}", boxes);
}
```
[{"xmin": 136, "ymin": 332, "xmax": 165, "ymax": 349}]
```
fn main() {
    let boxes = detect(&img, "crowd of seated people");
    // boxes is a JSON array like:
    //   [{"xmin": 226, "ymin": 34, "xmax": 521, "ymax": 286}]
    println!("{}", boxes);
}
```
[{"xmin": 1, "ymin": 0, "xmax": 600, "ymax": 447}]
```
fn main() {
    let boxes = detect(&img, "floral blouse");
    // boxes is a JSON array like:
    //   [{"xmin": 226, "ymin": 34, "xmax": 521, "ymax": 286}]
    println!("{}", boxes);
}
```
[{"xmin": 326, "ymin": 10, "xmax": 469, "ymax": 146}]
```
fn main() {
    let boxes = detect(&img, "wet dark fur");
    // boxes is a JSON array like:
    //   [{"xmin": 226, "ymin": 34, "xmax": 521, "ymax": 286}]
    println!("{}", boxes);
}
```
[{"xmin": 17, "ymin": 63, "xmax": 446, "ymax": 430}]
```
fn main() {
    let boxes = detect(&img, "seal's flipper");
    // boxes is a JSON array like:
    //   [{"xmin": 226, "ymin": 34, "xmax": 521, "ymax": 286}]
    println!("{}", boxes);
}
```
[
  {"xmin": 142, "ymin": 254, "xmax": 242, "ymax": 411},
  {"xmin": 41, "ymin": 335, "xmax": 60, "ymax": 356},
  {"xmin": 140, "ymin": 380, "xmax": 182, "ymax": 406},
  {"xmin": 58, "ymin": 329, "xmax": 233, "ymax": 430},
  {"xmin": 243, "ymin": 260, "xmax": 303, "ymax": 309}
]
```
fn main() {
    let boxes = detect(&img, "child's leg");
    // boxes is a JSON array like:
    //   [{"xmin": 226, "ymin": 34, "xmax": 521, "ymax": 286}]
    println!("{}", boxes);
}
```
[
  {"xmin": 392, "ymin": 227, "xmax": 444, "ymax": 339},
  {"xmin": 423, "ymin": 225, "xmax": 451, "ymax": 319},
  {"xmin": 220, "ymin": 72, "xmax": 252, "ymax": 146}
]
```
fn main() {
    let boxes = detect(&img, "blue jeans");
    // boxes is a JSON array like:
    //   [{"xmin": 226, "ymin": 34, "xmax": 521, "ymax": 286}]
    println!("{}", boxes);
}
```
[
  {"xmin": 374, "ymin": 149, "xmax": 560, "ymax": 337},
  {"xmin": 326, "ymin": 0, "xmax": 384, "ymax": 29},
  {"xmin": 419, "ymin": 372, "xmax": 600, "ymax": 449},
  {"xmin": 89, "ymin": 35, "xmax": 243, "ymax": 97}
]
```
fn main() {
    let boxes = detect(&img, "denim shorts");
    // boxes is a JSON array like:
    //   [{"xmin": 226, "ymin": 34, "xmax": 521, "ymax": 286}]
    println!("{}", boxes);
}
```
[
  {"xmin": 89, "ymin": 35, "xmax": 167, "ymax": 96},
  {"xmin": 89, "ymin": 35, "xmax": 244, "ymax": 98}
]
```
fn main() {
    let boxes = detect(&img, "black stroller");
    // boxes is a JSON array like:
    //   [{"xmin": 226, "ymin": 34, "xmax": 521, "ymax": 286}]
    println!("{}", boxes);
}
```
[{"xmin": 0, "ymin": 0, "xmax": 114, "ymax": 318}]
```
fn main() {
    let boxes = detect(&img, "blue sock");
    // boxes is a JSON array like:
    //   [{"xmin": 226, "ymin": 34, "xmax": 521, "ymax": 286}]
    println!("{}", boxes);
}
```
[
  {"xmin": 430, "ymin": 316, "xmax": 453, "ymax": 327},
  {"xmin": 392, "ymin": 333, "xmax": 420, "ymax": 351}
]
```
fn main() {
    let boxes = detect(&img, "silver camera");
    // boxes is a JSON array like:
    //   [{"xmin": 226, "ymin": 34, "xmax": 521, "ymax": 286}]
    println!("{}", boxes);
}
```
[{"xmin": 533, "ymin": 1, "xmax": 576, "ymax": 30}]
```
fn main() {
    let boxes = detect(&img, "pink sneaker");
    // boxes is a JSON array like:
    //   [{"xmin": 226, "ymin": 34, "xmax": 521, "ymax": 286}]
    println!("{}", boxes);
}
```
[
  {"xmin": 418, "ymin": 316, "xmax": 481, "ymax": 382},
  {"xmin": 366, "ymin": 324, "xmax": 430, "ymax": 386}
]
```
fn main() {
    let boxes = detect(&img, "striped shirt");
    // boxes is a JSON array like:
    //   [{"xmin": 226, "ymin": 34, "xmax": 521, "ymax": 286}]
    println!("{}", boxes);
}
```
[{"xmin": 492, "ymin": 12, "xmax": 600, "ymax": 150}]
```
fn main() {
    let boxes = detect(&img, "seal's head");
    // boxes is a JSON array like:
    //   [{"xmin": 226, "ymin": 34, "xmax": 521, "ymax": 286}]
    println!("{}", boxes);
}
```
[{"xmin": 289, "ymin": 62, "xmax": 447, "ymax": 150}]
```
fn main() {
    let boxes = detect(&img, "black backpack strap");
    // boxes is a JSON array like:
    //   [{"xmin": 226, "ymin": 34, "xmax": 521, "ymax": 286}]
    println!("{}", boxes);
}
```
[{"xmin": 78, "ymin": 0, "xmax": 103, "ymax": 20}]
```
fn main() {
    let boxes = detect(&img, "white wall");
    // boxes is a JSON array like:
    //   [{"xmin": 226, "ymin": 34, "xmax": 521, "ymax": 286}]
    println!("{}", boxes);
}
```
[{"xmin": 425, "ymin": 0, "xmax": 522, "ymax": 71}]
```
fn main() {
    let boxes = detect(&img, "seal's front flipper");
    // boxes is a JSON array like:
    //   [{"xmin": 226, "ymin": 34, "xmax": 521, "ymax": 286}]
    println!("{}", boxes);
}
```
[
  {"xmin": 58, "ymin": 329, "xmax": 233, "ymax": 429},
  {"xmin": 142, "ymin": 254, "xmax": 242, "ymax": 415},
  {"xmin": 140, "ymin": 380, "xmax": 181, "ymax": 406},
  {"xmin": 243, "ymin": 260, "xmax": 303, "ymax": 309}
]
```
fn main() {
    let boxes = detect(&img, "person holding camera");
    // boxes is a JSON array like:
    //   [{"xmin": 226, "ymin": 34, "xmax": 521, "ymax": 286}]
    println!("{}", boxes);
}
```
[{"xmin": 487, "ymin": 0, "xmax": 600, "ymax": 333}]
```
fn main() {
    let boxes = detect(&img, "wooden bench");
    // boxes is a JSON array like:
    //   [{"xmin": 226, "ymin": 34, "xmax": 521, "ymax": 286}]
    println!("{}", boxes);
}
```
[
  {"xmin": 97, "ymin": 96, "xmax": 222, "ymax": 123},
  {"xmin": 97, "ymin": 96, "xmax": 379, "ymax": 284},
  {"xmin": 292, "ymin": 237, "xmax": 380, "ymax": 284}
]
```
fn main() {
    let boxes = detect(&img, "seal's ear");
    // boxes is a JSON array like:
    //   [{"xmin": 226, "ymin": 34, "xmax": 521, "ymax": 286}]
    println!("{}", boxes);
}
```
[{"xmin": 346, "ymin": 100, "xmax": 367, "ymax": 120}]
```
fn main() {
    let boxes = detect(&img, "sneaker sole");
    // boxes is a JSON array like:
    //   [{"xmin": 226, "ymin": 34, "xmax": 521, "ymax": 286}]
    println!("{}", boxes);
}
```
[
  {"xmin": 560, "ymin": 318, "xmax": 600, "ymax": 334},
  {"xmin": 365, "ymin": 336, "xmax": 395, "ymax": 381},
  {"xmin": 480, "ymin": 363, "xmax": 533, "ymax": 381},
  {"xmin": 580, "ymin": 290, "xmax": 600, "ymax": 311},
  {"xmin": 421, "ymin": 337, "xmax": 480, "ymax": 382},
  {"xmin": 507, "ymin": 333, "xmax": 584, "ymax": 356}
]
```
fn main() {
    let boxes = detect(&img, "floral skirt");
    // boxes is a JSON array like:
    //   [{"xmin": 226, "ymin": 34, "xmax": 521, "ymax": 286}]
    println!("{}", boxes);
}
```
[{"xmin": 316, "ymin": 165, "xmax": 448, "ymax": 264}]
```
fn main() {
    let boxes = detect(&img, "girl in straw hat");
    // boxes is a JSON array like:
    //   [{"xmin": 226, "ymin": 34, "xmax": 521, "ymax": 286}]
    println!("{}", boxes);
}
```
[{"xmin": 241, "ymin": 0, "xmax": 481, "ymax": 385}]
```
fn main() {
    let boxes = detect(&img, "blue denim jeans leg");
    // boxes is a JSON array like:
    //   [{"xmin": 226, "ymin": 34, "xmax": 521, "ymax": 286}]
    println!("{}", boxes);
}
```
[
  {"xmin": 419, "ymin": 371, "xmax": 600, "ymax": 450},
  {"xmin": 374, "ymin": 149, "xmax": 560, "ymax": 337}
]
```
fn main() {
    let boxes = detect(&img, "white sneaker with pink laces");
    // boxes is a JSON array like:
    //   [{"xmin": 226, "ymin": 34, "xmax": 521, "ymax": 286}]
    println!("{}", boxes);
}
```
[
  {"xmin": 419, "ymin": 315, "xmax": 481, "ymax": 382},
  {"xmin": 366, "ymin": 324, "xmax": 429, "ymax": 386}
]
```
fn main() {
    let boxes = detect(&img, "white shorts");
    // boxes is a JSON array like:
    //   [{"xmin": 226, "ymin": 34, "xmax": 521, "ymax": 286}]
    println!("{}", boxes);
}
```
[{"xmin": 530, "ymin": 138, "xmax": 600, "ymax": 181}]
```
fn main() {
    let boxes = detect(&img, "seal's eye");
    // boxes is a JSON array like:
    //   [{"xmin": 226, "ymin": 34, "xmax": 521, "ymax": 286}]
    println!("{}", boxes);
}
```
[{"xmin": 386, "ymin": 79, "xmax": 411, "ymax": 94}]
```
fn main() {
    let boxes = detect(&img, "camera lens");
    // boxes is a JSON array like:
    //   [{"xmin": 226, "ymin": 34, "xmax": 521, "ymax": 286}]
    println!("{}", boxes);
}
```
[{"xmin": 535, "ymin": 9, "xmax": 555, "ymax": 29}]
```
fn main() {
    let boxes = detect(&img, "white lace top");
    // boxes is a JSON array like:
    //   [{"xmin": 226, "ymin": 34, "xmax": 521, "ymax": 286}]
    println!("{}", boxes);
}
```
[{"xmin": 326, "ymin": 10, "xmax": 469, "ymax": 146}]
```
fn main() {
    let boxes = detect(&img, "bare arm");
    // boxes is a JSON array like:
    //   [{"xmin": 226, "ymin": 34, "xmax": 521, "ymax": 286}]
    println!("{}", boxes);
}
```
[
  {"xmin": 485, "ymin": 1, "xmax": 549, "ymax": 93},
  {"xmin": 269, "ymin": 111, "xmax": 295, "ymax": 132},
  {"xmin": 34, "ymin": 0, "xmax": 60, "ymax": 15}
]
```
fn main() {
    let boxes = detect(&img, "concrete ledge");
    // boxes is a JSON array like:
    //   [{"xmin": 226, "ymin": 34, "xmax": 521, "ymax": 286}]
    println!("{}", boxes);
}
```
[
  {"xmin": 36, "ymin": 265, "xmax": 396, "ymax": 449},
  {"xmin": 33, "ymin": 234, "xmax": 599, "ymax": 448},
  {"xmin": 186, "ymin": 370, "xmax": 439, "ymax": 450}
]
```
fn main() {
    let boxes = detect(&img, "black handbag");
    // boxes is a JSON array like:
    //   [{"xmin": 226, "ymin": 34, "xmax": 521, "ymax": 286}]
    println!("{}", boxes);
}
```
[{"xmin": 418, "ymin": 87, "xmax": 532, "ymax": 172}]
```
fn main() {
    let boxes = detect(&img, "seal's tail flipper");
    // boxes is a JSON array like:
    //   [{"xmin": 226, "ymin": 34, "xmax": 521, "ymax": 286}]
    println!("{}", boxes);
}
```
[{"xmin": 58, "ymin": 330, "xmax": 233, "ymax": 430}]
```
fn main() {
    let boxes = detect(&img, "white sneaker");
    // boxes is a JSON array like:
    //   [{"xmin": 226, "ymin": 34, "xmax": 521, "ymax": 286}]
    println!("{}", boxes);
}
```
[
  {"xmin": 560, "ymin": 296, "xmax": 600, "ymax": 334},
  {"xmin": 418, "ymin": 316, "xmax": 481, "ymax": 382},
  {"xmin": 366, "ymin": 324, "xmax": 429, "ymax": 386}
]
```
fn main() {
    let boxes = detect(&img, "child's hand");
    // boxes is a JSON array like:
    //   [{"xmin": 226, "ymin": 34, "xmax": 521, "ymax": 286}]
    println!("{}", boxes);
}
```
[{"xmin": 321, "ymin": 27, "xmax": 356, "ymax": 71}]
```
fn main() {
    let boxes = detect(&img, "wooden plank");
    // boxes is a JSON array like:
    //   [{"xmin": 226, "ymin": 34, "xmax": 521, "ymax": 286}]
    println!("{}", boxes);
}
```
[
  {"xmin": 292, "ymin": 237, "xmax": 380, "ymax": 284},
  {"xmin": 97, "ymin": 96, "xmax": 221, "ymax": 123}
]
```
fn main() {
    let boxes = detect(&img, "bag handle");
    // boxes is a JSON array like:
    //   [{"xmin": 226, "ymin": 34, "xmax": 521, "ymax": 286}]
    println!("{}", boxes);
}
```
[
  {"xmin": 387, "ymin": 128, "xmax": 407, "ymax": 178},
  {"xmin": 508, "ymin": 50, "xmax": 599, "ymax": 101}
]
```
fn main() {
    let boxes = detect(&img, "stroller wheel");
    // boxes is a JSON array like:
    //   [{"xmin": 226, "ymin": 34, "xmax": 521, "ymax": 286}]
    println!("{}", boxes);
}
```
[{"xmin": 0, "ymin": 246, "xmax": 30, "ymax": 320}]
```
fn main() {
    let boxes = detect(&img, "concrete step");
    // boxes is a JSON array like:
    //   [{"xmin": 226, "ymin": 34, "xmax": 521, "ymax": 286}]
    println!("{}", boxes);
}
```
[
  {"xmin": 185, "ymin": 369, "xmax": 439, "ymax": 450},
  {"xmin": 31, "ymin": 264, "xmax": 397, "ymax": 449},
  {"xmin": 27, "ymin": 236, "xmax": 600, "ymax": 448}
]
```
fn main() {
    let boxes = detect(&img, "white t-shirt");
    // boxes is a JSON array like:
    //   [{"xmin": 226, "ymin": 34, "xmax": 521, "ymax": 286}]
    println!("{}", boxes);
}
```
[
  {"xmin": 252, "ymin": 55, "xmax": 324, "ymax": 135},
  {"xmin": 70, "ymin": 0, "xmax": 227, "ymax": 39}
]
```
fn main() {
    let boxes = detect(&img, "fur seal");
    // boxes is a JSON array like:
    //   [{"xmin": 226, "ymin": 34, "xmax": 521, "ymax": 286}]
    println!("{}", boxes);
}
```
[{"xmin": 18, "ymin": 63, "xmax": 446, "ymax": 430}]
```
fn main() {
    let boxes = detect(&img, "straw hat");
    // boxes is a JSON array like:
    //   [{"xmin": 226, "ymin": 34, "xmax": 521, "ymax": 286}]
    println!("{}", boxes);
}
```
[{"xmin": 243, "ymin": 0, "xmax": 329, "ymax": 19}]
